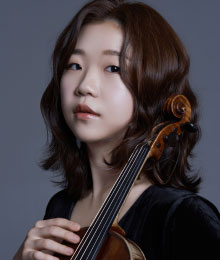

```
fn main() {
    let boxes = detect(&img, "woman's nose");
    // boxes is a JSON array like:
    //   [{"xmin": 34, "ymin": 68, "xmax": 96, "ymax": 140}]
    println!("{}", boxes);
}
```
[{"xmin": 74, "ymin": 69, "xmax": 100, "ymax": 97}]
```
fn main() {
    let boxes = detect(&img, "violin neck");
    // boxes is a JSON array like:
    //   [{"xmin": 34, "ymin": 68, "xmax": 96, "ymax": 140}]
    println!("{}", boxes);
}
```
[{"xmin": 73, "ymin": 142, "xmax": 150, "ymax": 260}]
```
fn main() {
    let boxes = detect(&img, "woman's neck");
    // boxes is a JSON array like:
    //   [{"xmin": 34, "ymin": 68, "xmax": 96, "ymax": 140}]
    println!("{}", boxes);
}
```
[
  {"xmin": 86, "ymin": 140, "xmax": 121, "ymax": 201},
  {"xmin": 85, "ymin": 138, "xmax": 152, "ymax": 203}
]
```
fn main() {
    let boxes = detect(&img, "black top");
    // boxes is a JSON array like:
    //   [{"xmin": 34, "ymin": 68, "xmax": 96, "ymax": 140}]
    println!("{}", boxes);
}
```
[{"xmin": 43, "ymin": 185, "xmax": 220, "ymax": 260}]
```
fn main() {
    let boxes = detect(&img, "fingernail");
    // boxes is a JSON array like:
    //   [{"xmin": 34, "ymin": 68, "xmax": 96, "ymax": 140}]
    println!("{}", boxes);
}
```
[
  {"xmin": 74, "ymin": 224, "xmax": 80, "ymax": 230},
  {"xmin": 66, "ymin": 248, "xmax": 73, "ymax": 255},
  {"xmin": 73, "ymin": 235, "xmax": 80, "ymax": 243}
]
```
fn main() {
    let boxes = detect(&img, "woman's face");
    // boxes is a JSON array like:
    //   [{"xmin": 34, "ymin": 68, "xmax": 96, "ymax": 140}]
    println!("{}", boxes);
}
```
[{"xmin": 60, "ymin": 20, "xmax": 133, "ymax": 145}]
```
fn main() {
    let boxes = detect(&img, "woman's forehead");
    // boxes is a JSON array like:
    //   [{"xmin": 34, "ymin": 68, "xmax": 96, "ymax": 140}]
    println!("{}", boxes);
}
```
[{"xmin": 73, "ymin": 21, "xmax": 132, "ymax": 62}]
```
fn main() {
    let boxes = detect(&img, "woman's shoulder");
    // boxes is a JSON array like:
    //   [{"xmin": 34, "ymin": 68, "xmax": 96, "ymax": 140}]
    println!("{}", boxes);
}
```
[
  {"xmin": 164, "ymin": 189, "xmax": 220, "ymax": 259},
  {"xmin": 142, "ymin": 184, "xmax": 219, "ymax": 211},
  {"xmin": 138, "ymin": 184, "xmax": 220, "ymax": 227},
  {"xmin": 43, "ymin": 189, "xmax": 74, "ymax": 220},
  {"xmin": 171, "ymin": 191, "xmax": 220, "ymax": 234},
  {"xmin": 175, "ymin": 192, "xmax": 220, "ymax": 220},
  {"xmin": 140, "ymin": 185, "xmax": 220, "ymax": 259},
  {"xmin": 138, "ymin": 184, "xmax": 199, "ymax": 210}
]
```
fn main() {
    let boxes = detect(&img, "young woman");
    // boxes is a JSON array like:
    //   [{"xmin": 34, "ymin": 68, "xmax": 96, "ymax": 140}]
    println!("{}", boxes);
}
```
[{"xmin": 13, "ymin": 0, "xmax": 220, "ymax": 259}]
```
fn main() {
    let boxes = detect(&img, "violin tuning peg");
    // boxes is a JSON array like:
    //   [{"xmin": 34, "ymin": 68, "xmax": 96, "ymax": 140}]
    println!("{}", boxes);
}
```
[
  {"xmin": 182, "ymin": 122, "xmax": 198, "ymax": 133},
  {"xmin": 164, "ymin": 132, "xmax": 179, "ymax": 147}
]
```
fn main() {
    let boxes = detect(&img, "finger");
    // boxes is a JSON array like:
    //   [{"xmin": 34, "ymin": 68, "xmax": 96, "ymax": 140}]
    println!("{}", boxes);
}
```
[
  {"xmin": 29, "ymin": 223, "xmax": 80, "ymax": 244},
  {"xmin": 34, "ymin": 238, "xmax": 74, "ymax": 257},
  {"xmin": 36, "ymin": 225, "xmax": 80, "ymax": 244},
  {"xmin": 27, "ymin": 249, "xmax": 59, "ymax": 260},
  {"xmin": 35, "ymin": 218, "xmax": 80, "ymax": 231},
  {"xmin": 27, "ymin": 227, "xmax": 63, "ymax": 245},
  {"xmin": 42, "ymin": 249, "xmax": 54, "ymax": 254}
]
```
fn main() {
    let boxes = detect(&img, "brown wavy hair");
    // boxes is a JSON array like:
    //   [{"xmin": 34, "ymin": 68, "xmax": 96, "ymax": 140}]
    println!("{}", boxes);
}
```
[{"xmin": 39, "ymin": 0, "xmax": 202, "ymax": 200}]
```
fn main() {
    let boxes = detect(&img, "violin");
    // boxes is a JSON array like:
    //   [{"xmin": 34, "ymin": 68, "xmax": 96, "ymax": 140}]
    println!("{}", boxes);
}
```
[{"xmin": 54, "ymin": 95, "xmax": 196, "ymax": 260}]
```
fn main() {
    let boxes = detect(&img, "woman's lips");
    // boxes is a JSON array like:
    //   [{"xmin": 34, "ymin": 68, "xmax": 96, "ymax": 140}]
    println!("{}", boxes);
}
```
[
  {"xmin": 74, "ymin": 104, "xmax": 100, "ymax": 120},
  {"xmin": 74, "ymin": 112, "xmax": 100, "ymax": 120},
  {"xmin": 74, "ymin": 104, "xmax": 100, "ymax": 115}
]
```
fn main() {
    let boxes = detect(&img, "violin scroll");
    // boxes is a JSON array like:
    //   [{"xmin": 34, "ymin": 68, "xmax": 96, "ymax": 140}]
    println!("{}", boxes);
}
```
[
  {"xmin": 147, "ymin": 94, "xmax": 198, "ymax": 160},
  {"xmin": 164, "ymin": 94, "xmax": 191, "ymax": 122}
]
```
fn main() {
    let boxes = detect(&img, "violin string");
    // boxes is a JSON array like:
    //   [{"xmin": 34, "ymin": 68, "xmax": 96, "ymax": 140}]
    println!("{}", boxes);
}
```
[
  {"xmin": 71, "ymin": 144, "xmax": 145, "ymax": 260},
  {"xmin": 73, "ymin": 144, "xmax": 148, "ymax": 260},
  {"xmin": 83, "ymin": 147, "xmax": 148, "ymax": 260}
]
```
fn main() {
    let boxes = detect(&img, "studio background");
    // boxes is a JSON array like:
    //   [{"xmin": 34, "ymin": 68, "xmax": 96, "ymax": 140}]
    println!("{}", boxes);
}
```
[{"xmin": 0, "ymin": 1, "xmax": 219, "ymax": 259}]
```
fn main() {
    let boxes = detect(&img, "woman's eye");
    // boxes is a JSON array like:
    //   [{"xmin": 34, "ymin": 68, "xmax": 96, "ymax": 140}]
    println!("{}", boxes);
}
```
[
  {"xmin": 106, "ymin": 65, "xmax": 120, "ymax": 73},
  {"xmin": 66, "ymin": 63, "xmax": 120, "ymax": 73},
  {"xmin": 66, "ymin": 63, "xmax": 81, "ymax": 70}
]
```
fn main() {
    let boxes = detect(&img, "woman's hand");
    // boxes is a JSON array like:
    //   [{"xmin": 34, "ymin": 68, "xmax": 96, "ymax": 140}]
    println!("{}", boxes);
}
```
[{"xmin": 13, "ymin": 218, "xmax": 81, "ymax": 260}]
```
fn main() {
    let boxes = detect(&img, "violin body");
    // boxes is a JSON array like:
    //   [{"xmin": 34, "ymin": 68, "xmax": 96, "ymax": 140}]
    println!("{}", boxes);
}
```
[{"xmin": 54, "ymin": 226, "xmax": 146, "ymax": 260}]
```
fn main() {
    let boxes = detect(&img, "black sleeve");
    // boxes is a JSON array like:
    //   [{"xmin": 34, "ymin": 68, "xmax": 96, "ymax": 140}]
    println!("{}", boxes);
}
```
[
  {"xmin": 43, "ymin": 189, "xmax": 73, "ymax": 220},
  {"xmin": 168, "ymin": 196, "xmax": 220, "ymax": 260}
]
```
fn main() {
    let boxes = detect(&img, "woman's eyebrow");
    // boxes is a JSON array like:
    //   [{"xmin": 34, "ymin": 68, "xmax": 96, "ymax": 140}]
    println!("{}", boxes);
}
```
[{"xmin": 72, "ymin": 48, "xmax": 129, "ymax": 60}]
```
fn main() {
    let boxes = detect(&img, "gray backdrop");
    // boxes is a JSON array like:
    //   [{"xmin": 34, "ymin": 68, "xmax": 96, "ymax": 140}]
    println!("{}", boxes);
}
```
[{"xmin": 1, "ymin": 1, "xmax": 219, "ymax": 259}]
